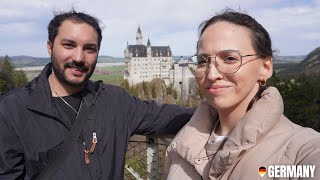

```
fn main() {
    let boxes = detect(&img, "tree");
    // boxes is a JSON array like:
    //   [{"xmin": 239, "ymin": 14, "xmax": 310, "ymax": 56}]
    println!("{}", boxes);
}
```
[
  {"xmin": 120, "ymin": 79, "xmax": 130, "ymax": 91},
  {"xmin": 0, "ymin": 55, "xmax": 28, "ymax": 94},
  {"xmin": 151, "ymin": 82, "xmax": 157, "ymax": 98},
  {"xmin": 166, "ymin": 83, "xmax": 173, "ymax": 95},
  {"xmin": 272, "ymin": 72, "xmax": 320, "ymax": 132},
  {"xmin": 13, "ymin": 70, "xmax": 28, "ymax": 87},
  {"xmin": 142, "ymin": 81, "xmax": 149, "ymax": 99},
  {"xmin": 0, "ymin": 79, "xmax": 6, "ymax": 93}
]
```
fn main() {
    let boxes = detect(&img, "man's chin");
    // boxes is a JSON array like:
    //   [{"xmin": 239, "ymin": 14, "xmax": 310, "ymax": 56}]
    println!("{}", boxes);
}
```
[{"xmin": 63, "ymin": 77, "xmax": 87, "ymax": 88}]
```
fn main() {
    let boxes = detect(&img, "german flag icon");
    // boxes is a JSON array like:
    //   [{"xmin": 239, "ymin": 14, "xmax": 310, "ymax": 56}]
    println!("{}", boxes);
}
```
[{"xmin": 258, "ymin": 166, "xmax": 267, "ymax": 177}]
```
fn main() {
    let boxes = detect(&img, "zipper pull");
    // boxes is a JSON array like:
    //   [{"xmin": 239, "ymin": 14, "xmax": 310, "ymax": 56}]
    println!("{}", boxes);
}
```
[
  {"xmin": 90, "ymin": 132, "xmax": 97, "ymax": 154},
  {"xmin": 83, "ymin": 142, "xmax": 90, "ymax": 164}
]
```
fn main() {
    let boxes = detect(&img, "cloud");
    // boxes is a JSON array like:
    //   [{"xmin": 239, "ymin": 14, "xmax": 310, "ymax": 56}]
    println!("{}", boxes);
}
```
[
  {"xmin": 302, "ymin": 32, "xmax": 320, "ymax": 40},
  {"xmin": 251, "ymin": 4, "xmax": 320, "ymax": 55},
  {"xmin": 0, "ymin": 0, "xmax": 319, "ymax": 57},
  {"xmin": 0, "ymin": 22, "xmax": 42, "ymax": 37}
]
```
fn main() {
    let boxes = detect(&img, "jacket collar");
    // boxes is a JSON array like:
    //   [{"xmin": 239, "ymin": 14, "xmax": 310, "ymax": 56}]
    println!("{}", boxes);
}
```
[
  {"xmin": 172, "ymin": 87, "xmax": 284, "ymax": 176},
  {"xmin": 25, "ymin": 63, "xmax": 101, "ymax": 118}
]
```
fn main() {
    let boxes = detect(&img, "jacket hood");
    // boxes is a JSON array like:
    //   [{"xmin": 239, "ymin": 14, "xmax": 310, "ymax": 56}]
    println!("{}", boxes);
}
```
[{"xmin": 171, "ymin": 87, "xmax": 284, "ymax": 176}]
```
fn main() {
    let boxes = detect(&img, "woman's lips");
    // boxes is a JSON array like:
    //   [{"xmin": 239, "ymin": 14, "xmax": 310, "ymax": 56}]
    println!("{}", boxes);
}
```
[{"xmin": 206, "ymin": 85, "xmax": 230, "ymax": 94}]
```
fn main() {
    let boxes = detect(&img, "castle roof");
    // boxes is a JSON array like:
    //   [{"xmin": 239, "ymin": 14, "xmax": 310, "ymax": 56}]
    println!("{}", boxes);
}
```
[{"xmin": 127, "ymin": 44, "xmax": 172, "ymax": 57}]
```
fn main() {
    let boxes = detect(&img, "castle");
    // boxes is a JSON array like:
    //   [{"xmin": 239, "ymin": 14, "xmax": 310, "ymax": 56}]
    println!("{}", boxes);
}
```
[
  {"xmin": 124, "ymin": 26, "xmax": 196, "ymax": 99},
  {"xmin": 124, "ymin": 26, "xmax": 174, "ymax": 86}
]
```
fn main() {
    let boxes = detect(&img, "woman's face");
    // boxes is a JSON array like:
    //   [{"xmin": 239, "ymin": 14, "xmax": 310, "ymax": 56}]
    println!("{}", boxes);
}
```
[{"xmin": 196, "ymin": 21, "xmax": 271, "ymax": 111}]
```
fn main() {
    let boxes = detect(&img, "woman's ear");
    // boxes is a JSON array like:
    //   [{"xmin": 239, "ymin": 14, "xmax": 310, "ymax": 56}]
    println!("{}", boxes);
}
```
[{"xmin": 260, "ymin": 56, "xmax": 273, "ymax": 80}]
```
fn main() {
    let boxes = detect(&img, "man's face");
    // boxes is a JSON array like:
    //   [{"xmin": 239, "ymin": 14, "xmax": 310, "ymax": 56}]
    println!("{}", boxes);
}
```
[{"xmin": 47, "ymin": 19, "xmax": 99, "ymax": 88}]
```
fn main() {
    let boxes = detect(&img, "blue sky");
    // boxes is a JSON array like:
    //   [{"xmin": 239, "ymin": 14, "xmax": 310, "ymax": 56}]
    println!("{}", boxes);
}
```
[{"xmin": 0, "ymin": 0, "xmax": 319, "ymax": 57}]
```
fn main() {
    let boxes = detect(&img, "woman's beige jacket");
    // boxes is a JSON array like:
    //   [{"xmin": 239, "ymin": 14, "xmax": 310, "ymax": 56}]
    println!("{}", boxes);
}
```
[{"xmin": 163, "ymin": 87, "xmax": 320, "ymax": 179}]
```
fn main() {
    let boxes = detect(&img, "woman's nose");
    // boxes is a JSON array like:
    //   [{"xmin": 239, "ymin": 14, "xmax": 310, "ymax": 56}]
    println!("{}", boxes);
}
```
[{"xmin": 206, "ymin": 60, "xmax": 223, "ymax": 81}]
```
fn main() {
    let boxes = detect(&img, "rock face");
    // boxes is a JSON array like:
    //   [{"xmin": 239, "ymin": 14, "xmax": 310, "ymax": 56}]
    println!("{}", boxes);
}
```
[{"xmin": 301, "ymin": 47, "xmax": 320, "ymax": 76}]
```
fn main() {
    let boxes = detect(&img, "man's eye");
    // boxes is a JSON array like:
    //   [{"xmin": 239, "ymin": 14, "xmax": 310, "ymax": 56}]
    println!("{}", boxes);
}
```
[
  {"xmin": 63, "ymin": 43, "xmax": 74, "ymax": 48},
  {"xmin": 85, "ymin": 47, "xmax": 97, "ymax": 53}
]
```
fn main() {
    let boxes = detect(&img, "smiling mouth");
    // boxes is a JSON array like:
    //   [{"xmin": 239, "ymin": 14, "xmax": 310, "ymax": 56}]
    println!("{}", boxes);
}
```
[
  {"xmin": 65, "ymin": 61, "xmax": 89, "ymax": 72},
  {"xmin": 206, "ymin": 85, "xmax": 230, "ymax": 94},
  {"xmin": 68, "ymin": 67, "xmax": 87, "ymax": 76}
]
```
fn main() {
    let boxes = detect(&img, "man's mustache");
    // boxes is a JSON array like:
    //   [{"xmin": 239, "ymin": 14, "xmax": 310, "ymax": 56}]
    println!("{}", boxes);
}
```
[{"xmin": 64, "ymin": 61, "xmax": 89, "ymax": 72}]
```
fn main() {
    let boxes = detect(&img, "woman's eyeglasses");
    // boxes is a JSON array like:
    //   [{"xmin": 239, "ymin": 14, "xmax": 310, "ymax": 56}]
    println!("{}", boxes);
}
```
[{"xmin": 188, "ymin": 49, "xmax": 261, "ymax": 77}]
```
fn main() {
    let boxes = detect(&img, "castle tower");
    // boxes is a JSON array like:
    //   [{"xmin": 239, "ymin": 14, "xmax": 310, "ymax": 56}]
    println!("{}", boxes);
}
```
[
  {"xmin": 136, "ymin": 26, "xmax": 143, "ymax": 45},
  {"xmin": 147, "ymin": 38, "xmax": 151, "ymax": 57}
]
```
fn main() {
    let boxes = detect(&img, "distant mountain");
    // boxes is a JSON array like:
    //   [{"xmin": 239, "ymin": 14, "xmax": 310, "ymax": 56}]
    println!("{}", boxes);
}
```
[
  {"xmin": 273, "ymin": 55, "xmax": 305, "ymax": 63},
  {"xmin": 10, "ymin": 55, "xmax": 50, "ymax": 68},
  {"xmin": 301, "ymin": 47, "xmax": 320, "ymax": 76},
  {"xmin": 2, "ymin": 54, "xmax": 306, "ymax": 68},
  {"xmin": 1, "ymin": 55, "xmax": 124, "ymax": 68},
  {"xmin": 173, "ymin": 55, "xmax": 305, "ymax": 63},
  {"xmin": 98, "ymin": 55, "xmax": 124, "ymax": 63}
]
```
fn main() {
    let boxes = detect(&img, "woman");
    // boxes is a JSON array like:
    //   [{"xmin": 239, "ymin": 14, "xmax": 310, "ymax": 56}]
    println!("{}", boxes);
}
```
[{"xmin": 163, "ymin": 9, "xmax": 320, "ymax": 179}]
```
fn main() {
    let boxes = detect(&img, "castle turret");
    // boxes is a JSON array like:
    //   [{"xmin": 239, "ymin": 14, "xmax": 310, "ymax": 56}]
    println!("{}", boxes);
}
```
[
  {"xmin": 136, "ymin": 26, "xmax": 143, "ymax": 45},
  {"xmin": 147, "ymin": 38, "xmax": 151, "ymax": 57}
]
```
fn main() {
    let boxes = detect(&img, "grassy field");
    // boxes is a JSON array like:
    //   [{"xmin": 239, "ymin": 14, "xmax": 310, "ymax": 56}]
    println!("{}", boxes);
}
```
[
  {"xmin": 90, "ymin": 73, "xmax": 123, "ymax": 86},
  {"xmin": 90, "ymin": 65, "xmax": 125, "ymax": 86},
  {"xmin": 24, "ymin": 65, "xmax": 125, "ymax": 86}
]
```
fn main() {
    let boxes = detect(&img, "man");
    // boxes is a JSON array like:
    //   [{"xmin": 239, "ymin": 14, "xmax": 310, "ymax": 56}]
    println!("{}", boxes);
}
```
[{"xmin": 0, "ymin": 10, "xmax": 194, "ymax": 179}]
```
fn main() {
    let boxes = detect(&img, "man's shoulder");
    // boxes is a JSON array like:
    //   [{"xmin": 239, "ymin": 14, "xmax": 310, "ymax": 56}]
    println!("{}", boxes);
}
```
[
  {"xmin": 98, "ymin": 83, "xmax": 128, "ymax": 96},
  {"xmin": 0, "ymin": 86, "xmax": 28, "ymax": 103}
]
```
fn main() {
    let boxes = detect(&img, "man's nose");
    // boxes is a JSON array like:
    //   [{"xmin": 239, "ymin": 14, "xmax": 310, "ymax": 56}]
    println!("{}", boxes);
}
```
[{"xmin": 73, "ymin": 48, "xmax": 85, "ymax": 62}]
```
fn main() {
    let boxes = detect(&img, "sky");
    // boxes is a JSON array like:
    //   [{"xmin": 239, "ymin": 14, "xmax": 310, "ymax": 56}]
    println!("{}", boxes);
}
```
[{"xmin": 0, "ymin": 0, "xmax": 319, "ymax": 58}]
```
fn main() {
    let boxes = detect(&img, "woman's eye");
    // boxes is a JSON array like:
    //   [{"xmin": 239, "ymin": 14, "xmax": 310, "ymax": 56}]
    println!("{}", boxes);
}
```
[
  {"xmin": 223, "ymin": 56, "xmax": 238, "ymax": 63},
  {"xmin": 197, "ymin": 57, "xmax": 207, "ymax": 65}
]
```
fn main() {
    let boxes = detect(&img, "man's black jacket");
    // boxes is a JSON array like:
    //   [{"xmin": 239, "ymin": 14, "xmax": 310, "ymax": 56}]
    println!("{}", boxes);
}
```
[{"xmin": 0, "ymin": 63, "xmax": 194, "ymax": 179}]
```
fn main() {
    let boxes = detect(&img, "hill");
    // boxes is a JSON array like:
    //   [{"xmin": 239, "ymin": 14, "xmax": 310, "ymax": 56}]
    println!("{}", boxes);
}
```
[
  {"xmin": 1, "ymin": 54, "xmax": 306, "ymax": 70},
  {"xmin": 273, "ymin": 55, "xmax": 305, "ymax": 63},
  {"xmin": 0, "ymin": 55, "xmax": 124, "ymax": 68},
  {"xmin": 98, "ymin": 55, "xmax": 124, "ymax": 63},
  {"xmin": 300, "ymin": 47, "xmax": 320, "ymax": 76},
  {"xmin": 10, "ymin": 56, "xmax": 50, "ymax": 68},
  {"xmin": 173, "ymin": 55, "xmax": 305, "ymax": 63}
]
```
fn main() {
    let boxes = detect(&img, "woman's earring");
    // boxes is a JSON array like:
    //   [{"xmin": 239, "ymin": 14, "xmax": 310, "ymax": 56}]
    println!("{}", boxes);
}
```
[{"xmin": 259, "ymin": 79, "xmax": 267, "ymax": 86}]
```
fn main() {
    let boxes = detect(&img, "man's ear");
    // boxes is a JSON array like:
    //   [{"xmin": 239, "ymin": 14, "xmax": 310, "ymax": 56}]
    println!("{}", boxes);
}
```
[
  {"xmin": 47, "ymin": 40, "xmax": 53, "ymax": 56},
  {"xmin": 260, "ymin": 56, "xmax": 273, "ymax": 80}
]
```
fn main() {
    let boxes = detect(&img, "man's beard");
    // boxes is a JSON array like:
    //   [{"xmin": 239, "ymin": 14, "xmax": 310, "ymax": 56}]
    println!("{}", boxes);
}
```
[{"xmin": 51, "ymin": 54, "xmax": 96, "ymax": 88}]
